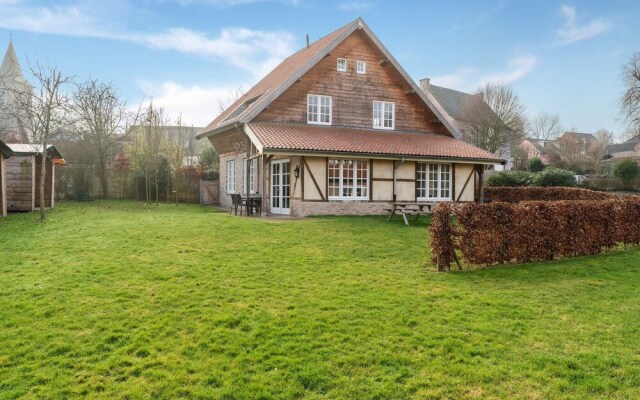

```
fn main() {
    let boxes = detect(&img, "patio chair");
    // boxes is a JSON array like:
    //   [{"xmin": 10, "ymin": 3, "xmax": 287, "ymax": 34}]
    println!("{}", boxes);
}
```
[{"xmin": 230, "ymin": 194, "xmax": 246, "ymax": 215}]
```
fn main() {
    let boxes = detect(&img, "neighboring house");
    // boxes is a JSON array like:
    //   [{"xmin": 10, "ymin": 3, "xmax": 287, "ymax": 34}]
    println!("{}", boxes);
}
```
[
  {"xmin": 4, "ymin": 144, "xmax": 65, "ymax": 212},
  {"xmin": 197, "ymin": 18, "xmax": 502, "ymax": 217},
  {"xmin": 419, "ymin": 79, "xmax": 512, "ymax": 170},
  {"xmin": 0, "ymin": 39, "xmax": 31, "ymax": 143},
  {"xmin": 557, "ymin": 131, "xmax": 600, "ymax": 156},
  {"xmin": 519, "ymin": 138, "xmax": 559, "ymax": 165},
  {"xmin": 604, "ymin": 135, "xmax": 640, "ymax": 173},
  {"xmin": 0, "ymin": 138, "xmax": 14, "ymax": 217}
]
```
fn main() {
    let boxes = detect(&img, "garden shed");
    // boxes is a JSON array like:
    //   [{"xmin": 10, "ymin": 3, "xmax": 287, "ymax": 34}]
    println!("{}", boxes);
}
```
[
  {"xmin": 0, "ymin": 139, "xmax": 14, "ymax": 217},
  {"xmin": 4, "ymin": 144, "xmax": 65, "ymax": 212}
]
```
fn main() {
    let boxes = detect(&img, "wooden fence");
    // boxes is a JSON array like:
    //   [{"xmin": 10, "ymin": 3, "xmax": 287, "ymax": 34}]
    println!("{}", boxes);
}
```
[{"xmin": 200, "ymin": 180, "xmax": 219, "ymax": 205}]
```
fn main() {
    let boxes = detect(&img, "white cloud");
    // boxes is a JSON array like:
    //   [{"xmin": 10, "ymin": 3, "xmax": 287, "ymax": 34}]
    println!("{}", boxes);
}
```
[
  {"xmin": 339, "ymin": 1, "xmax": 372, "ymax": 12},
  {"xmin": 431, "ymin": 67, "xmax": 475, "ymax": 89},
  {"xmin": 0, "ymin": 3, "xmax": 296, "ymax": 77},
  {"xmin": 478, "ymin": 54, "xmax": 537, "ymax": 86},
  {"xmin": 134, "ymin": 27, "xmax": 295, "ymax": 77},
  {"xmin": 557, "ymin": 5, "xmax": 611, "ymax": 45},
  {"xmin": 138, "ymin": 81, "xmax": 249, "ymax": 127}
]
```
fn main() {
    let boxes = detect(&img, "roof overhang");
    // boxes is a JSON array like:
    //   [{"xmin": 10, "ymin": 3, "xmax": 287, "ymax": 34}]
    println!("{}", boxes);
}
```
[
  {"xmin": 6, "ymin": 143, "xmax": 65, "ymax": 160},
  {"xmin": 262, "ymin": 148, "xmax": 503, "ymax": 165}
]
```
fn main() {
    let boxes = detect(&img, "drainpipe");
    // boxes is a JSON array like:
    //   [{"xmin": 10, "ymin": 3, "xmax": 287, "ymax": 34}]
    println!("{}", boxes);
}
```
[{"xmin": 393, "ymin": 157, "xmax": 405, "ymax": 202}]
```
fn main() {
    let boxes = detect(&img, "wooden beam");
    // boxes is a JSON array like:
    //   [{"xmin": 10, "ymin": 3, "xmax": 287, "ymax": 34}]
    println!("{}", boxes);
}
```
[
  {"xmin": 303, "ymin": 157, "xmax": 325, "ymax": 201},
  {"xmin": 456, "ymin": 167, "xmax": 475, "ymax": 202}
]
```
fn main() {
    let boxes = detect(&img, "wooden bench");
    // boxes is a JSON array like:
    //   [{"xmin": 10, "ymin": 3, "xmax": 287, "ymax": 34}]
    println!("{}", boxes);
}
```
[{"xmin": 387, "ymin": 202, "xmax": 436, "ymax": 226}]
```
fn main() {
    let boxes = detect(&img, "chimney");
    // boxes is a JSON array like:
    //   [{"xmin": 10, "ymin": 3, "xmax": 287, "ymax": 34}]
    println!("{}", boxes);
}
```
[
  {"xmin": 419, "ymin": 78, "xmax": 430, "ymax": 91},
  {"xmin": 306, "ymin": 34, "xmax": 310, "ymax": 49}
]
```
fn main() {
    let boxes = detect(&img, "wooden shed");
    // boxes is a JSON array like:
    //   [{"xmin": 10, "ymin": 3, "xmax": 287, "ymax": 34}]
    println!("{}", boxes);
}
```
[
  {"xmin": 0, "ymin": 139, "xmax": 14, "ymax": 217},
  {"xmin": 4, "ymin": 144, "xmax": 65, "ymax": 212}
]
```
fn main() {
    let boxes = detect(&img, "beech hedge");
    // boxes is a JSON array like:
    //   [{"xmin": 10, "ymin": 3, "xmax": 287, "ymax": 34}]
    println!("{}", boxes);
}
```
[
  {"xmin": 484, "ymin": 187, "xmax": 615, "ymax": 202},
  {"xmin": 429, "ymin": 197, "xmax": 640, "ymax": 271}
]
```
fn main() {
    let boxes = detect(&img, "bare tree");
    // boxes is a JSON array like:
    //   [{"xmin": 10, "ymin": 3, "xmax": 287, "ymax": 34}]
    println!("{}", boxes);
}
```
[
  {"xmin": 71, "ymin": 79, "xmax": 140, "ymax": 198},
  {"xmin": 529, "ymin": 112, "xmax": 563, "ymax": 139},
  {"xmin": 589, "ymin": 129, "xmax": 614, "ymax": 174},
  {"xmin": 11, "ymin": 63, "xmax": 71, "ymax": 221},
  {"xmin": 622, "ymin": 53, "xmax": 640, "ymax": 131},
  {"xmin": 461, "ymin": 82, "xmax": 527, "ymax": 154},
  {"xmin": 218, "ymin": 86, "xmax": 244, "ymax": 114}
]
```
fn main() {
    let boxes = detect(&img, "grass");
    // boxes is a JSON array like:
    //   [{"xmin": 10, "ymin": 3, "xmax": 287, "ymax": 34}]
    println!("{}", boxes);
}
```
[{"xmin": 0, "ymin": 201, "xmax": 639, "ymax": 399}]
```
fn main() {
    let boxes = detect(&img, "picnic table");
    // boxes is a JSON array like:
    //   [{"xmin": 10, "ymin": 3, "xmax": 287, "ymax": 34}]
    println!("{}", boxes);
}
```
[{"xmin": 385, "ymin": 202, "xmax": 435, "ymax": 226}]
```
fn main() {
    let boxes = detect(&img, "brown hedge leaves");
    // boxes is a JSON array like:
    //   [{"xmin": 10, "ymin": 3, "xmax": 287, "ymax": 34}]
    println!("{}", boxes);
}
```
[
  {"xmin": 430, "ymin": 196, "xmax": 640, "ymax": 271},
  {"xmin": 484, "ymin": 187, "xmax": 614, "ymax": 202}
]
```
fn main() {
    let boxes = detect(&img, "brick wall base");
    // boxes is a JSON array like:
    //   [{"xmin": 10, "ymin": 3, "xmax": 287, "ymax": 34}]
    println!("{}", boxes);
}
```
[{"xmin": 290, "ymin": 199, "xmax": 389, "ymax": 217}]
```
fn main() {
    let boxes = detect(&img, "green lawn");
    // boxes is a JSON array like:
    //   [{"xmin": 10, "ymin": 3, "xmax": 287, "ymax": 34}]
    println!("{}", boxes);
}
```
[{"xmin": 1, "ymin": 201, "xmax": 639, "ymax": 399}]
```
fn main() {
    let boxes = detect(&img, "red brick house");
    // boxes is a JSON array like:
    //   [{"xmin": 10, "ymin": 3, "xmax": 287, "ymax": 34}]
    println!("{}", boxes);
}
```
[{"xmin": 197, "ymin": 18, "xmax": 503, "ymax": 216}]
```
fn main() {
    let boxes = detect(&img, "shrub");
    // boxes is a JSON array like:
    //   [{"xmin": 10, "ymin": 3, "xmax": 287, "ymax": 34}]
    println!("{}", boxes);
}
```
[
  {"xmin": 486, "ymin": 171, "xmax": 533, "ymax": 187},
  {"xmin": 484, "ymin": 187, "xmax": 613, "ymax": 202},
  {"xmin": 613, "ymin": 159, "xmax": 640, "ymax": 189},
  {"xmin": 527, "ymin": 157, "xmax": 545, "ymax": 172},
  {"xmin": 429, "ymin": 196, "xmax": 640, "ymax": 270},
  {"xmin": 531, "ymin": 167, "xmax": 576, "ymax": 187}
]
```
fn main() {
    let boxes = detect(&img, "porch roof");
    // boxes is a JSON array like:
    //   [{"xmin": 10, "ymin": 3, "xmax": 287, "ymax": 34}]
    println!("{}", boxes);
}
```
[{"xmin": 247, "ymin": 122, "xmax": 503, "ymax": 163}]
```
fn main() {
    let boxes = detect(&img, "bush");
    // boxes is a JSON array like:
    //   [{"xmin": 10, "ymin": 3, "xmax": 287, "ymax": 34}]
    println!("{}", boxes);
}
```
[
  {"xmin": 486, "ymin": 171, "xmax": 533, "ymax": 187},
  {"xmin": 531, "ymin": 167, "xmax": 576, "ymax": 187},
  {"xmin": 613, "ymin": 159, "xmax": 640, "ymax": 189},
  {"xmin": 429, "ymin": 196, "xmax": 640, "ymax": 270},
  {"xmin": 484, "ymin": 187, "xmax": 613, "ymax": 202},
  {"xmin": 527, "ymin": 157, "xmax": 545, "ymax": 172}
]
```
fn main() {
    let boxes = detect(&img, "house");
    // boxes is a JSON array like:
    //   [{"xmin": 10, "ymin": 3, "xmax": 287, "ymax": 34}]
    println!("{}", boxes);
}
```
[
  {"xmin": 4, "ymin": 144, "xmax": 65, "ymax": 212},
  {"xmin": 0, "ymin": 139, "xmax": 14, "ymax": 217},
  {"xmin": 519, "ymin": 138, "xmax": 559, "ymax": 165},
  {"xmin": 0, "ymin": 39, "xmax": 31, "ymax": 143},
  {"xmin": 197, "ymin": 18, "xmax": 503, "ymax": 216},
  {"xmin": 557, "ymin": 131, "xmax": 600, "ymax": 156},
  {"xmin": 604, "ymin": 134, "xmax": 640, "ymax": 173},
  {"xmin": 419, "ymin": 80, "xmax": 512, "ymax": 170}
]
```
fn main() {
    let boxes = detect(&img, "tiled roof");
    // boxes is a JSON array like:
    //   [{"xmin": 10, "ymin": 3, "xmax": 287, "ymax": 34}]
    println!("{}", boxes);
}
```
[
  {"xmin": 248, "ymin": 122, "xmax": 503, "ymax": 162},
  {"xmin": 201, "ymin": 20, "xmax": 356, "ymax": 134}
]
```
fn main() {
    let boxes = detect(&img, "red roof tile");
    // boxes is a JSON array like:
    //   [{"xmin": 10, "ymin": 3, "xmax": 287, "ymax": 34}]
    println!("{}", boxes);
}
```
[{"xmin": 248, "ymin": 122, "xmax": 503, "ymax": 162}]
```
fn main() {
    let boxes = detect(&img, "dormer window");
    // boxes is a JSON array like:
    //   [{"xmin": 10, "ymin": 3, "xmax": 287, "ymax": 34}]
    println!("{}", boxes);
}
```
[
  {"xmin": 337, "ymin": 58, "xmax": 347, "ymax": 72},
  {"xmin": 373, "ymin": 101, "xmax": 395, "ymax": 130},
  {"xmin": 357, "ymin": 60, "xmax": 366, "ymax": 74},
  {"xmin": 307, "ymin": 94, "xmax": 332, "ymax": 125}
]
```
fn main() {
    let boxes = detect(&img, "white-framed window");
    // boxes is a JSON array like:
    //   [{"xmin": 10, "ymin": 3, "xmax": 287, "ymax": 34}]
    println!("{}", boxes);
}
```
[
  {"xmin": 307, "ymin": 94, "xmax": 332, "ymax": 125},
  {"xmin": 357, "ymin": 60, "xmax": 366, "ymax": 74},
  {"xmin": 328, "ymin": 159, "xmax": 369, "ymax": 200},
  {"xmin": 337, "ymin": 58, "xmax": 347, "ymax": 72},
  {"xmin": 373, "ymin": 101, "xmax": 395, "ymax": 130},
  {"xmin": 226, "ymin": 159, "xmax": 236, "ymax": 193},
  {"xmin": 416, "ymin": 162, "xmax": 451, "ymax": 201},
  {"xmin": 243, "ymin": 158, "xmax": 257, "ymax": 194}
]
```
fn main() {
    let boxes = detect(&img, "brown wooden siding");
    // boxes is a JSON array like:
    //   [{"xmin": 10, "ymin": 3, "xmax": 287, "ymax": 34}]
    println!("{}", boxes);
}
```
[
  {"xmin": 5, "ymin": 155, "xmax": 34, "ymax": 211},
  {"xmin": 0, "ymin": 154, "xmax": 4, "ymax": 217},
  {"xmin": 254, "ymin": 30, "xmax": 448, "ymax": 134}
]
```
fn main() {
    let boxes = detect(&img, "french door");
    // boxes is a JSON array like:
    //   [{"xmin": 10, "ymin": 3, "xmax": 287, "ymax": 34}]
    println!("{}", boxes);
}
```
[{"xmin": 270, "ymin": 159, "xmax": 290, "ymax": 214}]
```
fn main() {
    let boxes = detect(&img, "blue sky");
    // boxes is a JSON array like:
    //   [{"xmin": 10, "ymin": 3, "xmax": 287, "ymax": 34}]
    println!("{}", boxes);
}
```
[{"xmin": 1, "ymin": 0, "xmax": 639, "ymax": 138}]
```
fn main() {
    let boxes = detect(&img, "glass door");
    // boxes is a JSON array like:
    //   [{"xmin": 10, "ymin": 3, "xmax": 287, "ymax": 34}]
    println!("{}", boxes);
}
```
[{"xmin": 270, "ymin": 159, "xmax": 290, "ymax": 214}]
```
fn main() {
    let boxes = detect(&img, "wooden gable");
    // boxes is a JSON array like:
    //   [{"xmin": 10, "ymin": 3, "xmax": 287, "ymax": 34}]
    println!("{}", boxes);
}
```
[{"xmin": 254, "ymin": 29, "xmax": 448, "ymax": 134}]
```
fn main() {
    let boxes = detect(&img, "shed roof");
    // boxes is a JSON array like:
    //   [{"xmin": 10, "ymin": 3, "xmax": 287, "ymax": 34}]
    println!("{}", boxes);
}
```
[
  {"xmin": 247, "ymin": 122, "xmax": 502, "ymax": 162},
  {"xmin": 6, "ymin": 143, "xmax": 65, "ymax": 161}
]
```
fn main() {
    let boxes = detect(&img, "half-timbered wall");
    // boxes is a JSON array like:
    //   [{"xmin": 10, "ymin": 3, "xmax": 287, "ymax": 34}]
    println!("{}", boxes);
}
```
[{"xmin": 254, "ymin": 30, "xmax": 448, "ymax": 134}]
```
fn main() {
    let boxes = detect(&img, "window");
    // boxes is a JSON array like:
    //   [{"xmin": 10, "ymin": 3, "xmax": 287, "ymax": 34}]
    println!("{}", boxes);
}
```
[
  {"xmin": 373, "ymin": 101, "xmax": 395, "ymax": 130},
  {"xmin": 243, "ymin": 158, "xmax": 257, "ymax": 194},
  {"xmin": 357, "ymin": 60, "xmax": 366, "ymax": 74},
  {"xmin": 416, "ymin": 163, "xmax": 451, "ymax": 200},
  {"xmin": 226, "ymin": 160, "xmax": 236, "ymax": 193},
  {"xmin": 337, "ymin": 58, "xmax": 347, "ymax": 72},
  {"xmin": 307, "ymin": 94, "xmax": 332, "ymax": 125},
  {"xmin": 328, "ymin": 159, "xmax": 369, "ymax": 200}
]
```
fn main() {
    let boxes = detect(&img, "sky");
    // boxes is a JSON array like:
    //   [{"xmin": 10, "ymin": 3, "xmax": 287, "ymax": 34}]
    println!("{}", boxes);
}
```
[{"xmin": 1, "ymin": 0, "xmax": 639, "ymax": 139}]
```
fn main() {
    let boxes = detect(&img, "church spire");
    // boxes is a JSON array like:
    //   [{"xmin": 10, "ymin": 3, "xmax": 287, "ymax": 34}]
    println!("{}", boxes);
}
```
[{"xmin": 1, "ymin": 37, "xmax": 25, "ymax": 81}]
